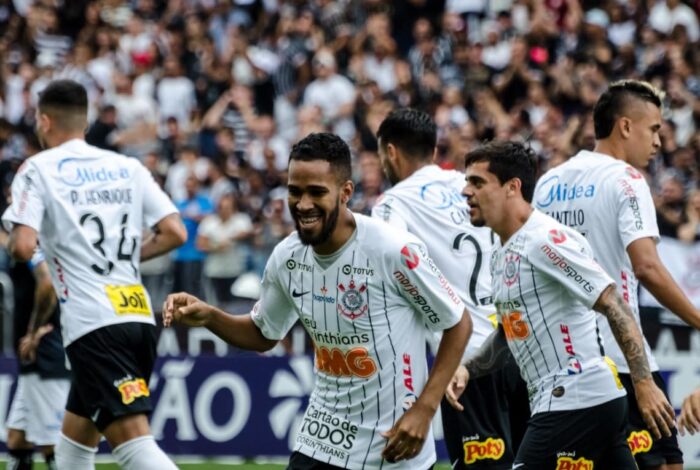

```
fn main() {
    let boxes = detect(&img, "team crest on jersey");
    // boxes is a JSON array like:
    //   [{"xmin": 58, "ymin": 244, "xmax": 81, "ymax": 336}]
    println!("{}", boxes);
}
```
[
  {"xmin": 337, "ymin": 280, "xmax": 367, "ymax": 320},
  {"xmin": 548, "ymin": 229, "xmax": 567, "ymax": 245},
  {"xmin": 400, "ymin": 245, "xmax": 420, "ymax": 270},
  {"xmin": 503, "ymin": 253, "xmax": 520, "ymax": 286}
]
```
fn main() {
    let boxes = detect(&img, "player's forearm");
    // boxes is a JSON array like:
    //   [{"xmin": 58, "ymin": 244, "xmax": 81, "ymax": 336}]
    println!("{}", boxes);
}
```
[
  {"xmin": 637, "ymin": 262, "xmax": 700, "ymax": 331},
  {"xmin": 28, "ymin": 280, "xmax": 57, "ymax": 334},
  {"xmin": 141, "ymin": 214, "xmax": 187, "ymax": 261},
  {"xmin": 594, "ymin": 285, "xmax": 652, "ymax": 384},
  {"xmin": 463, "ymin": 325, "xmax": 512, "ymax": 379},
  {"xmin": 416, "ymin": 311, "xmax": 471, "ymax": 413},
  {"xmin": 205, "ymin": 309, "xmax": 278, "ymax": 352}
]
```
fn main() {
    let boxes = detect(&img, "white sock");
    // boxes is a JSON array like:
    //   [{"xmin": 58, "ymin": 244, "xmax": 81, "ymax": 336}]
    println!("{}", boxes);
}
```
[
  {"xmin": 112, "ymin": 435, "xmax": 178, "ymax": 470},
  {"xmin": 55, "ymin": 433, "xmax": 97, "ymax": 470}
]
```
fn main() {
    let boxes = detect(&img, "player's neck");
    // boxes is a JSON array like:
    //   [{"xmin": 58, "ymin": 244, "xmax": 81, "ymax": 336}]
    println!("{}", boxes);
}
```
[
  {"xmin": 44, "ymin": 132, "xmax": 85, "ymax": 149},
  {"xmin": 313, "ymin": 208, "xmax": 357, "ymax": 256},
  {"xmin": 593, "ymin": 139, "xmax": 627, "ymax": 163},
  {"xmin": 496, "ymin": 202, "xmax": 533, "ymax": 244},
  {"xmin": 398, "ymin": 159, "xmax": 431, "ymax": 181}
]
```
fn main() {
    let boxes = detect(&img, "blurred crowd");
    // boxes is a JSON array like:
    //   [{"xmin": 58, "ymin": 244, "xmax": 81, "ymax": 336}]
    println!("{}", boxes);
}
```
[{"xmin": 1, "ymin": 0, "xmax": 700, "ymax": 309}]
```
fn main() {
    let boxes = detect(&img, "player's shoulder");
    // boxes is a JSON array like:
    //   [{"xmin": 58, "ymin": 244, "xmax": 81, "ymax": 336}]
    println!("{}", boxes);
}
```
[
  {"xmin": 525, "ymin": 210, "xmax": 589, "ymax": 250},
  {"xmin": 356, "ymin": 213, "xmax": 423, "ymax": 253}
]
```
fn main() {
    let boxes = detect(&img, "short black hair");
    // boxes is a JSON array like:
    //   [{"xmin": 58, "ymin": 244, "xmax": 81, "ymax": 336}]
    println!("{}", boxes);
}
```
[
  {"xmin": 465, "ymin": 140, "xmax": 537, "ymax": 203},
  {"xmin": 289, "ymin": 132, "xmax": 352, "ymax": 182},
  {"xmin": 38, "ymin": 79, "xmax": 88, "ymax": 112},
  {"xmin": 593, "ymin": 80, "xmax": 664, "ymax": 139},
  {"xmin": 376, "ymin": 108, "xmax": 437, "ymax": 161}
]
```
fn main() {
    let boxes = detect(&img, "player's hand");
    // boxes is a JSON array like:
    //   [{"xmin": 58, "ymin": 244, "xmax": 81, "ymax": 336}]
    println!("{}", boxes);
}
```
[
  {"xmin": 163, "ymin": 292, "xmax": 213, "ymax": 328},
  {"xmin": 381, "ymin": 401, "xmax": 432, "ymax": 463},
  {"xmin": 634, "ymin": 378, "xmax": 676, "ymax": 439},
  {"xmin": 678, "ymin": 387, "xmax": 700, "ymax": 436},
  {"xmin": 445, "ymin": 365, "xmax": 469, "ymax": 411},
  {"xmin": 18, "ymin": 324, "xmax": 54, "ymax": 364}
]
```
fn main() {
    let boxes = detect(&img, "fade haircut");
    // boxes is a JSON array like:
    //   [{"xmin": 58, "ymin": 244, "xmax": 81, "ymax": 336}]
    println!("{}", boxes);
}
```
[
  {"xmin": 37, "ymin": 80, "xmax": 88, "ymax": 131},
  {"xmin": 289, "ymin": 133, "xmax": 352, "ymax": 182},
  {"xmin": 465, "ymin": 140, "xmax": 538, "ymax": 203},
  {"xmin": 376, "ymin": 108, "xmax": 437, "ymax": 161},
  {"xmin": 593, "ymin": 80, "xmax": 664, "ymax": 139}
]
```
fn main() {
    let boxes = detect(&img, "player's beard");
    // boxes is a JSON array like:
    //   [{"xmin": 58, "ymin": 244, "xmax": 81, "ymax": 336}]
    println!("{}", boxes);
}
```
[
  {"xmin": 382, "ymin": 159, "xmax": 400, "ymax": 186},
  {"xmin": 294, "ymin": 198, "xmax": 341, "ymax": 246}
]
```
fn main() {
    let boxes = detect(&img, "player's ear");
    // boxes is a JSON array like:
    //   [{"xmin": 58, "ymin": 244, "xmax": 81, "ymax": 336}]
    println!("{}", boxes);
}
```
[
  {"xmin": 386, "ymin": 143, "xmax": 399, "ymax": 162},
  {"xmin": 618, "ymin": 117, "xmax": 632, "ymax": 139},
  {"xmin": 507, "ymin": 177, "xmax": 522, "ymax": 197},
  {"xmin": 340, "ymin": 179, "xmax": 354, "ymax": 205}
]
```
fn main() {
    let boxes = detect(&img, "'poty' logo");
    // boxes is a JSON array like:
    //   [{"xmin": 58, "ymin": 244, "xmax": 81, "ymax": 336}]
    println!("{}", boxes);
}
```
[
  {"xmin": 463, "ymin": 437, "xmax": 505, "ymax": 464},
  {"xmin": 555, "ymin": 456, "xmax": 593, "ymax": 470},
  {"xmin": 400, "ymin": 245, "xmax": 420, "ymax": 270},
  {"xmin": 627, "ymin": 430, "xmax": 653, "ymax": 455},
  {"xmin": 548, "ymin": 229, "xmax": 567, "ymax": 244}
]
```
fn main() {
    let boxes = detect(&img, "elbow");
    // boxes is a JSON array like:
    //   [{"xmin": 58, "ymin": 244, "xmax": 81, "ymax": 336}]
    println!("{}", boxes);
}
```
[
  {"xmin": 9, "ymin": 238, "xmax": 35, "ymax": 262},
  {"xmin": 253, "ymin": 338, "xmax": 278, "ymax": 353},
  {"xmin": 174, "ymin": 222, "xmax": 188, "ymax": 247},
  {"xmin": 632, "ymin": 260, "xmax": 659, "ymax": 285}
]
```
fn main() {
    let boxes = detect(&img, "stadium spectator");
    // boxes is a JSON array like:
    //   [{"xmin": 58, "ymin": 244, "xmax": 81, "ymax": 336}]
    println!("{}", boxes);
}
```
[
  {"xmin": 196, "ymin": 192, "xmax": 253, "ymax": 307},
  {"xmin": 164, "ymin": 132, "xmax": 472, "ymax": 469},
  {"xmin": 2, "ymin": 79, "xmax": 185, "ymax": 470},
  {"xmin": 173, "ymin": 174, "xmax": 213, "ymax": 300},
  {"xmin": 450, "ymin": 139, "xmax": 673, "ymax": 469}
]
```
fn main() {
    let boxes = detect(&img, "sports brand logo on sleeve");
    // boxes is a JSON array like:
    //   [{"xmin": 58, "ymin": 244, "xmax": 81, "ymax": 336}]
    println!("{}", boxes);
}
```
[
  {"xmin": 548, "ymin": 229, "xmax": 567, "ymax": 245},
  {"xmin": 400, "ymin": 245, "xmax": 420, "ymax": 270}
]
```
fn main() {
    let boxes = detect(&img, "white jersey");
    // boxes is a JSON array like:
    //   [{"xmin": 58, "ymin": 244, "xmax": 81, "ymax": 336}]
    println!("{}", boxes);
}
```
[
  {"xmin": 534, "ymin": 150, "xmax": 660, "ymax": 373},
  {"xmin": 491, "ymin": 210, "xmax": 625, "ymax": 414},
  {"xmin": 252, "ymin": 214, "xmax": 464, "ymax": 469},
  {"xmin": 372, "ymin": 165, "xmax": 495, "ymax": 355},
  {"xmin": 2, "ymin": 139, "xmax": 177, "ymax": 346}
]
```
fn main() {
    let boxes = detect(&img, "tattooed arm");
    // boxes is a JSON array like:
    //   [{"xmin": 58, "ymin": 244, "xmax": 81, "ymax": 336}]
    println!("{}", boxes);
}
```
[
  {"xmin": 445, "ymin": 325, "xmax": 512, "ymax": 410},
  {"xmin": 593, "ymin": 284, "xmax": 675, "ymax": 438}
]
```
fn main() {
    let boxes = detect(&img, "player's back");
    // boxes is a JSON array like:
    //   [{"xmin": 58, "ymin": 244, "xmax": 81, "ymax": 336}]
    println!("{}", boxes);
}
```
[
  {"xmin": 17, "ymin": 139, "xmax": 171, "ymax": 345},
  {"xmin": 372, "ymin": 165, "xmax": 495, "ymax": 353},
  {"xmin": 533, "ymin": 150, "xmax": 659, "ymax": 372}
]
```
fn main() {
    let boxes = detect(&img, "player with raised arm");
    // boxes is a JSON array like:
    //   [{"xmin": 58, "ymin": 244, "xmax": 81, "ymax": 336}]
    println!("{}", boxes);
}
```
[
  {"xmin": 5, "ymin": 249, "xmax": 68, "ymax": 470},
  {"xmin": 372, "ymin": 108, "xmax": 527, "ymax": 469},
  {"xmin": 533, "ymin": 79, "xmax": 694, "ymax": 469},
  {"xmin": 2, "ymin": 80, "xmax": 187, "ymax": 470},
  {"xmin": 164, "ymin": 132, "xmax": 472, "ymax": 469},
  {"xmin": 446, "ymin": 140, "xmax": 675, "ymax": 469}
]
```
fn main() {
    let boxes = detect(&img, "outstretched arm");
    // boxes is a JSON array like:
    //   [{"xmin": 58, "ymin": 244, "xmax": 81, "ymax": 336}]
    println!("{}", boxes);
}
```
[
  {"xmin": 163, "ymin": 292, "xmax": 277, "ymax": 352},
  {"xmin": 593, "ymin": 284, "xmax": 675, "ymax": 439}
]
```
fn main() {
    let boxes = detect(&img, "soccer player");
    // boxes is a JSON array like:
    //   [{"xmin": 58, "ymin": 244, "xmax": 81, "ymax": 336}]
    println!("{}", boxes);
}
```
[
  {"xmin": 447, "ymin": 140, "xmax": 675, "ymax": 469},
  {"xmin": 163, "ymin": 132, "xmax": 472, "ymax": 469},
  {"xmin": 2, "ymin": 79, "xmax": 187, "ymax": 470},
  {"xmin": 372, "ymin": 108, "xmax": 527, "ymax": 469},
  {"xmin": 679, "ymin": 387, "xmax": 700, "ymax": 436},
  {"xmin": 5, "ymin": 250, "xmax": 68, "ymax": 470},
  {"xmin": 533, "ymin": 79, "xmax": 696, "ymax": 469}
]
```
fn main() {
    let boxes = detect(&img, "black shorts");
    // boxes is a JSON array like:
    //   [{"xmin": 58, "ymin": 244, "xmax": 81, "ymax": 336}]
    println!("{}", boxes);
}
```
[
  {"xmin": 65, "ymin": 322, "xmax": 157, "ymax": 431},
  {"xmin": 514, "ymin": 397, "xmax": 637, "ymax": 469},
  {"xmin": 441, "ymin": 361, "xmax": 528, "ymax": 469},
  {"xmin": 619, "ymin": 371, "xmax": 683, "ymax": 468},
  {"xmin": 286, "ymin": 451, "xmax": 433, "ymax": 470}
]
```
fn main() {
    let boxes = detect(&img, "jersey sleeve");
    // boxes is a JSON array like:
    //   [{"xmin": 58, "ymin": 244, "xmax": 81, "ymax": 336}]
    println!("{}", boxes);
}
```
[
  {"xmin": 529, "ymin": 228, "xmax": 614, "ymax": 309},
  {"xmin": 138, "ymin": 164, "xmax": 179, "ymax": 228},
  {"xmin": 2, "ymin": 161, "xmax": 45, "ymax": 232},
  {"xmin": 371, "ymin": 194, "xmax": 409, "ymax": 232},
  {"xmin": 250, "ymin": 248, "xmax": 298, "ymax": 340},
  {"xmin": 614, "ymin": 167, "xmax": 660, "ymax": 248},
  {"xmin": 387, "ymin": 239, "xmax": 465, "ymax": 332},
  {"xmin": 28, "ymin": 248, "xmax": 46, "ymax": 271}
]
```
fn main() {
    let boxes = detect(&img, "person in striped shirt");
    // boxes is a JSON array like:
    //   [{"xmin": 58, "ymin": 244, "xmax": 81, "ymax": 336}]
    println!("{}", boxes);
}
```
[
  {"xmin": 164, "ymin": 132, "xmax": 472, "ymax": 469},
  {"xmin": 447, "ymin": 140, "xmax": 674, "ymax": 469}
]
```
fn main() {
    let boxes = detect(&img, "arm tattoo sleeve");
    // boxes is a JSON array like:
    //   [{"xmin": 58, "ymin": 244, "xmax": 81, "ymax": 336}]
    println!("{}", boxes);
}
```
[
  {"xmin": 597, "ymin": 286, "xmax": 652, "ymax": 384},
  {"xmin": 464, "ymin": 326, "xmax": 513, "ymax": 379}
]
